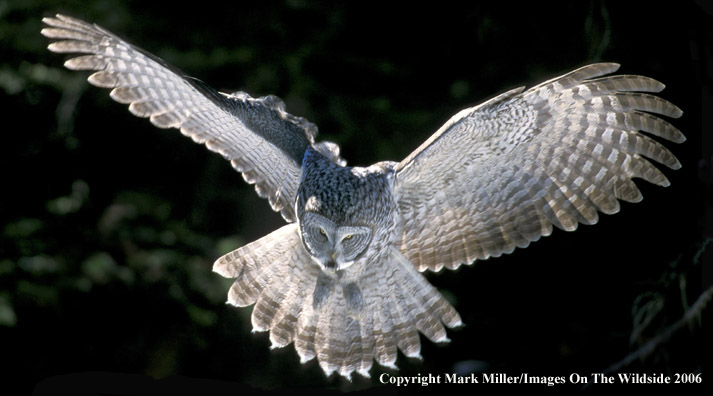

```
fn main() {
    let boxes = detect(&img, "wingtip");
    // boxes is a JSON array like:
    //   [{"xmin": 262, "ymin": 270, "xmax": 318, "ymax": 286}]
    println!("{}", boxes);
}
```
[
  {"xmin": 39, "ymin": 27, "xmax": 54, "ymax": 39},
  {"xmin": 41, "ymin": 13, "xmax": 74, "ymax": 27},
  {"xmin": 581, "ymin": 62, "xmax": 620, "ymax": 74},
  {"xmin": 671, "ymin": 105, "xmax": 684, "ymax": 119},
  {"xmin": 604, "ymin": 62, "xmax": 621, "ymax": 71}
]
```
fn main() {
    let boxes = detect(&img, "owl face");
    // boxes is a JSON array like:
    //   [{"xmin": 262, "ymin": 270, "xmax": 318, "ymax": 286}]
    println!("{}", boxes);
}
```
[{"xmin": 299, "ymin": 211, "xmax": 373, "ymax": 271}]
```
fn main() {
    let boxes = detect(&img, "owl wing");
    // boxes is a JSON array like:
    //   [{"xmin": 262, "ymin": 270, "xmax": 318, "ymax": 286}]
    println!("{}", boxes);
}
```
[
  {"xmin": 393, "ymin": 63, "xmax": 685, "ymax": 272},
  {"xmin": 41, "ymin": 14, "xmax": 329, "ymax": 222},
  {"xmin": 214, "ymin": 226, "xmax": 462, "ymax": 379}
]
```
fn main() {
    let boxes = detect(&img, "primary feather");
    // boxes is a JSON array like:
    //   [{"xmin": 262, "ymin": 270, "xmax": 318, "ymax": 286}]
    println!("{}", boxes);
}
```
[
  {"xmin": 42, "ymin": 14, "xmax": 321, "ymax": 222},
  {"xmin": 394, "ymin": 63, "xmax": 683, "ymax": 272}
]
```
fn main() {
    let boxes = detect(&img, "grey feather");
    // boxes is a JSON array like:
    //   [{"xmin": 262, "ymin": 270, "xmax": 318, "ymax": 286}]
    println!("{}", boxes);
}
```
[
  {"xmin": 41, "ymin": 14, "xmax": 332, "ymax": 222},
  {"xmin": 394, "ymin": 63, "xmax": 684, "ymax": 272},
  {"xmin": 44, "ymin": 15, "xmax": 684, "ymax": 380}
]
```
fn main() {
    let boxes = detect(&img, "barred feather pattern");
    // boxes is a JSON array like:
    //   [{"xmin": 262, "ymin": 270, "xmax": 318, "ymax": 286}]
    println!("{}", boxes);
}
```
[
  {"xmin": 42, "ymin": 14, "xmax": 685, "ymax": 382},
  {"xmin": 395, "ymin": 63, "xmax": 684, "ymax": 272},
  {"xmin": 213, "ymin": 225, "xmax": 462, "ymax": 379},
  {"xmin": 41, "ymin": 14, "xmax": 321, "ymax": 222}
]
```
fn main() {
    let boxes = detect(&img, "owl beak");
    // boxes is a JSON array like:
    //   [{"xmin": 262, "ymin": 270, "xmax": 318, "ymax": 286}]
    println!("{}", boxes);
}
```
[{"xmin": 325, "ymin": 252, "xmax": 338, "ymax": 269}]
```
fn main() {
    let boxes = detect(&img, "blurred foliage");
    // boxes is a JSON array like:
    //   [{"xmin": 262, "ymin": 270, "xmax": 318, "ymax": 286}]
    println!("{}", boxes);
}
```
[
  {"xmin": 616, "ymin": 239, "xmax": 711, "ymax": 373},
  {"xmin": 1, "ymin": 0, "xmax": 710, "ymax": 393}
]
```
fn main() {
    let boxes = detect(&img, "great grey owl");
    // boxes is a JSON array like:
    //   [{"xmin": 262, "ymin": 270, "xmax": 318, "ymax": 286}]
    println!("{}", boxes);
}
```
[{"xmin": 42, "ymin": 14, "xmax": 684, "ymax": 379}]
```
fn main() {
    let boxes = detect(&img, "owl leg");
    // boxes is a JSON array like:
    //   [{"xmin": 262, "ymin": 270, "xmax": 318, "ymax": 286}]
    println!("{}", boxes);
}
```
[
  {"xmin": 313, "ymin": 271, "xmax": 335, "ymax": 310},
  {"xmin": 313, "ymin": 274, "xmax": 364, "ymax": 320},
  {"xmin": 342, "ymin": 282, "xmax": 365, "ymax": 320}
]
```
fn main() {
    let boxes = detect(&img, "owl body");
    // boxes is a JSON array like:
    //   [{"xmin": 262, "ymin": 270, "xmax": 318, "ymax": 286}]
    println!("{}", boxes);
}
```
[
  {"xmin": 42, "ymin": 14, "xmax": 684, "ymax": 380},
  {"xmin": 296, "ymin": 147, "xmax": 399, "ymax": 315}
]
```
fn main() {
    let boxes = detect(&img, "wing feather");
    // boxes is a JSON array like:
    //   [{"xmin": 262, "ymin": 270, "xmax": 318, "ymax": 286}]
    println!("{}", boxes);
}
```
[
  {"xmin": 394, "ymin": 63, "xmax": 684, "ymax": 272},
  {"xmin": 42, "ymin": 14, "xmax": 326, "ymax": 221}
]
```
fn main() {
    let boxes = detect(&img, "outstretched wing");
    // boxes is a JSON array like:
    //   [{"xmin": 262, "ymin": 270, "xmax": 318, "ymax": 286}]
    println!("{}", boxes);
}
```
[
  {"xmin": 41, "ymin": 14, "xmax": 322, "ymax": 222},
  {"xmin": 214, "ymin": 226, "xmax": 461, "ymax": 379},
  {"xmin": 394, "ymin": 63, "xmax": 684, "ymax": 272}
]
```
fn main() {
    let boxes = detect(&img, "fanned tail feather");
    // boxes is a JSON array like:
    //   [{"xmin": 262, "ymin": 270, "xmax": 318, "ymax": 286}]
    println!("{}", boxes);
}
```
[{"xmin": 214, "ymin": 226, "xmax": 462, "ymax": 379}]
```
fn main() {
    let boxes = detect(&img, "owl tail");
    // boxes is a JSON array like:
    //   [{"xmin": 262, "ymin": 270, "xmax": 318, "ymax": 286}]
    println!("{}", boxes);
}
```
[
  {"xmin": 213, "ymin": 225, "xmax": 463, "ymax": 379},
  {"xmin": 213, "ymin": 223, "xmax": 318, "ymax": 342}
]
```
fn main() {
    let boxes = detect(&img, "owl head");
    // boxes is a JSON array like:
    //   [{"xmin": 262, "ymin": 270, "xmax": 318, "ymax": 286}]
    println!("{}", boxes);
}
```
[
  {"xmin": 295, "ymin": 149, "xmax": 390, "ymax": 272},
  {"xmin": 299, "ymin": 210, "xmax": 373, "ymax": 271}
]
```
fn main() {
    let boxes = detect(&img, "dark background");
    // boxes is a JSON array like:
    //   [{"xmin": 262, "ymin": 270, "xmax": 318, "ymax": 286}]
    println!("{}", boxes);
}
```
[{"xmin": 1, "ymin": 0, "xmax": 711, "ymax": 393}]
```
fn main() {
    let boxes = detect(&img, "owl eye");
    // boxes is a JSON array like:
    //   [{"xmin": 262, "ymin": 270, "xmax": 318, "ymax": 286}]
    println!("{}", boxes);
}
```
[
  {"xmin": 314, "ymin": 227, "xmax": 329, "ymax": 243},
  {"xmin": 343, "ymin": 234, "xmax": 353, "ymax": 240}
]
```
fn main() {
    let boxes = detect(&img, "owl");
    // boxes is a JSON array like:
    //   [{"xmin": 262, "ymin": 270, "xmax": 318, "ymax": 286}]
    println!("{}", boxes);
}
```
[{"xmin": 42, "ymin": 14, "xmax": 684, "ymax": 379}]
